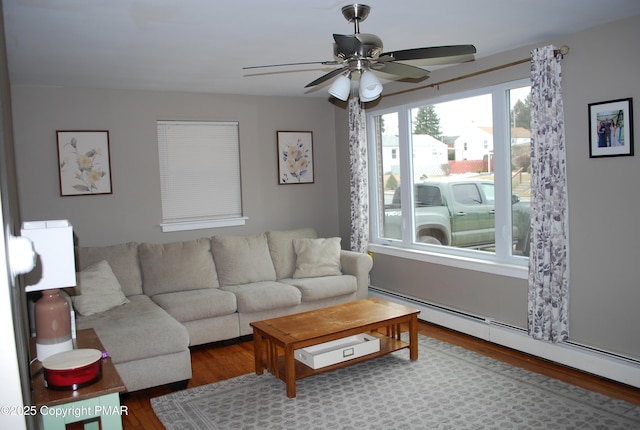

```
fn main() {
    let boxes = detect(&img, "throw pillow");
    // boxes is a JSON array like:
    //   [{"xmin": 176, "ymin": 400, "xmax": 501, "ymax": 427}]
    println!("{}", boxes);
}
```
[
  {"xmin": 76, "ymin": 242, "xmax": 143, "ymax": 296},
  {"xmin": 72, "ymin": 260, "xmax": 129, "ymax": 316},
  {"xmin": 293, "ymin": 237, "xmax": 342, "ymax": 278}
]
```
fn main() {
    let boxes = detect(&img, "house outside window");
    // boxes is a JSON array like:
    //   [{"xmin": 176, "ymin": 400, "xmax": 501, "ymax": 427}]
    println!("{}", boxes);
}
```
[{"xmin": 367, "ymin": 80, "xmax": 531, "ymax": 272}]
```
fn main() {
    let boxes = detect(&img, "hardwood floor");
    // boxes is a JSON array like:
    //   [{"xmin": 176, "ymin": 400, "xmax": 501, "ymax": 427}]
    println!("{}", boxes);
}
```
[{"xmin": 117, "ymin": 321, "xmax": 640, "ymax": 430}]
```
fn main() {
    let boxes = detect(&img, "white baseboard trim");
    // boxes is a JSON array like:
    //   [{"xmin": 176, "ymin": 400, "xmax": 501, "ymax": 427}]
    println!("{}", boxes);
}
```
[{"xmin": 369, "ymin": 287, "xmax": 640, "ymax": 389}]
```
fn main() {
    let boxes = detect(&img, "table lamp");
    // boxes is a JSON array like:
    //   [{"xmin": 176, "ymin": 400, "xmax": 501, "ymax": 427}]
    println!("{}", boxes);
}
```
[{"xmin": 20, "ymin": 220, "xmax": 76, "ymax": 362}]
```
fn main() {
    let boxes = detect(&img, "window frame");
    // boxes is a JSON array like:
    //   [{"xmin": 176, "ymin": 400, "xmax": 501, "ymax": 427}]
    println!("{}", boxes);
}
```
[{"xmin": 367, "ymin": 79, "xmax": 530, "ymax": 279}]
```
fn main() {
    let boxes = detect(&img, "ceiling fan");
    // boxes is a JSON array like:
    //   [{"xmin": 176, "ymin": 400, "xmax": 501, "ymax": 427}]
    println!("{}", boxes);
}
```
[{"xmin": 243, "ymin": 4, "xmax": 476, "ymax": 102}]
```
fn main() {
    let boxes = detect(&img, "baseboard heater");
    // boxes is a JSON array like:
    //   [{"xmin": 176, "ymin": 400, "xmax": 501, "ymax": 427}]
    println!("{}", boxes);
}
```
[{"xmin": 369, "ymin": 286, "xmax": 640, "ymax": 389}]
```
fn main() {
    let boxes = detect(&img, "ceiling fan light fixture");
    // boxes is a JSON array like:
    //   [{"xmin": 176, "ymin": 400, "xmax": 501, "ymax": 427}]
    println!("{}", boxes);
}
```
[
  {"xmin": 359, "ymin": 70, "xmax": 382, "ymax": 102},
  {"xmin": 328, "ymin": 73, "xmax": 352, "ymax": 101},
  {"xmin": 359, "ymin": 90, "xmax": 380, "ymax": 102}
]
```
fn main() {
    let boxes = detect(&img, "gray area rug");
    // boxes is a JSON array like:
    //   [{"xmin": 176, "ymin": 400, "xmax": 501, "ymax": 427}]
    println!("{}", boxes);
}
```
[{"xmin": 151, "ymin": 335, "xmax": 640, "ymax": 429}]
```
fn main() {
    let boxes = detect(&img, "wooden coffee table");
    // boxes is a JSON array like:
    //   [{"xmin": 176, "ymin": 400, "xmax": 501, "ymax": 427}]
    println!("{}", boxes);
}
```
[{"xmin": 250, "ymin": 297, "xmax": 420, "ymax": 397}]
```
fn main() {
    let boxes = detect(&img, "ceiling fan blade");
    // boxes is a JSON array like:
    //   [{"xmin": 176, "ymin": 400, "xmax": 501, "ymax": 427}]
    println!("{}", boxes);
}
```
[
  {"xmin": 380, "ymin": 45, "xmax": 476, "ymax": 62},
  {"xmin": 412, "ymin": 54, "xmax": 476, "ymax": 66},
  {"xmin": 377, "ymin": 53, "xmax": 475, "ymax": 67},
  {"xmin": 333, "ymin": 33, "xmax": 362, "ymax": 56},
  {"xmin": 373, "ymin": 61, "xmax": 429, "ymax": 79},
  {"xmin": 243, "ymin": 60, "xmax": 338, "ymax": 70},
  {"xmin": 305, "ymin": 67, "xmax": 349, "ymax": 88}
]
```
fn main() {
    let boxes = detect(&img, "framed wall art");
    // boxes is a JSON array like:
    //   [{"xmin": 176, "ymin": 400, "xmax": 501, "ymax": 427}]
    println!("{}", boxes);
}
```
[
  {"xmin": 277, "ymin": 131, "xmax": 314, "ymax": 184},
  {"xmin": 588, "ymin": 98, "xmax": 634, "ymax": 158},
  {"xmin": 57, "ymin": 130, "xmax": 113, "ymax": 196}
]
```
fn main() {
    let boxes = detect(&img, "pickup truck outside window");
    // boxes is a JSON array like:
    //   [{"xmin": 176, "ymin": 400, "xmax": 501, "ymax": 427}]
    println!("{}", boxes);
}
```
[
  {"xmin": 368, "ymin": 80, "xmax": 531, "ymax": 264},
  {"xmin": 384, "ymin": 179, "xmax": 530, "ymax": 254}
]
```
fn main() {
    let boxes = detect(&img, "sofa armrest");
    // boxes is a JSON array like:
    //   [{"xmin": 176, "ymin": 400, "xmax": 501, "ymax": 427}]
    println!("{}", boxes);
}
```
[{"xmin": 340, "ymin": 250, "xmax": 373, "ymax": 300}]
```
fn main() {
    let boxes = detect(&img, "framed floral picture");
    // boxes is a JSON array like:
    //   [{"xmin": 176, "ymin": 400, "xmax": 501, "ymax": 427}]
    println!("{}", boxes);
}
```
[
  {"xmin": 57, "ymin": 130, "xmax": 113, "ymax": 196},
  {"xmin": 277, "ymin": 131, "xmax": 314, "ymax": 184},
  {"xmin": 588, "ymin": 98, "xmax": 634, "ymax": 158}
]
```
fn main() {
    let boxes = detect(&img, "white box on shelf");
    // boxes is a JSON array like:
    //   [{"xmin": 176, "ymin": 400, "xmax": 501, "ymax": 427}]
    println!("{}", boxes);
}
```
[{"xmin": 295, "ymin": 333, "xmax": 380, "ymax": 369}]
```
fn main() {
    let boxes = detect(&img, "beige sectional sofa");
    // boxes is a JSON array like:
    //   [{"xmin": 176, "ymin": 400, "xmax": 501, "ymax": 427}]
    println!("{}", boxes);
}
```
[{"xmin": 71, "ymin": 228, "xmax": 373, "ymax": 392}]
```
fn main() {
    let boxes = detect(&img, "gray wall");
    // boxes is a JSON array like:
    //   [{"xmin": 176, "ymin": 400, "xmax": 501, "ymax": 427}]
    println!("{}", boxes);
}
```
[
  {"xmin": 11, "ymin": 88, "xmax": 339, "ymax": 245},
  {"xmin": 335, "ymin": 15, "xmax": 640, "ymax": 360}
]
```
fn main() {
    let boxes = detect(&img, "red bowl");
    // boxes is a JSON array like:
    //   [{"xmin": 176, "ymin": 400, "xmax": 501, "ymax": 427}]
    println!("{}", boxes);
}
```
[{"xmin": 42, "ymin": 348, "xmax": 103, "ymax": 390}]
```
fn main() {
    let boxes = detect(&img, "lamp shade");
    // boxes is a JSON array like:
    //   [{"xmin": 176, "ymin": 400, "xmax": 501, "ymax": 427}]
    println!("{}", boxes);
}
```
[
  {"xmin": 21, "ymin": 220, "xmax": 76, "ymax": 293},
  {"xmin": 359, "ymin": 70, "xmax": 383, "ymax": 102},
  {"xmin": 328, "ymin": 74, "xmax": 351, "ymax": 101}
]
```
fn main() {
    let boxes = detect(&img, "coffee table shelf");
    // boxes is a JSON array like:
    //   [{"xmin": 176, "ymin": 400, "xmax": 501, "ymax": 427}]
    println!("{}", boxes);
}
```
[
  {"xmin": 275, "ymin": 332, "xmax": 409, "ymax": 380},
  {"xmin": 251, "ymin": 298, "xmax": 420, "ymax": 397}
]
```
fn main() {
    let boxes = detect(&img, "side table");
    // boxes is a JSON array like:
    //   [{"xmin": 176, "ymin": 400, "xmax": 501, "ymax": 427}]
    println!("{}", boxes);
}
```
[{"xmin": 30, "ymin": 328, "xmax": 126, "ymax": 430}]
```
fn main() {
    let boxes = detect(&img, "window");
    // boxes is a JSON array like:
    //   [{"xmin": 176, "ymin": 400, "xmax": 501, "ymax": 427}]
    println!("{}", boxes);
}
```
[
  {"xmin": 157, "ymin": 120, "xmax": 245, "ymax": 232},
  {"xmin": 368, "ymin": 80, "xmax": 531, "ymax": 271}
]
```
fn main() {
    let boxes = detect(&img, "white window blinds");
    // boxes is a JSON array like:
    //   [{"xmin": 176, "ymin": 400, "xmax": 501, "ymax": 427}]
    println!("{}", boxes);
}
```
[{"xmin": 157, "ymin": 120, "xmax": 243, "ymax": 231}]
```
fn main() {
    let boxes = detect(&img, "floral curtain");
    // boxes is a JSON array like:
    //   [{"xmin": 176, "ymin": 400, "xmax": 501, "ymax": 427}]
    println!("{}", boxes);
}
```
[
  {"xmin": 348, "ymin": 96, "xmax": 369, "ymax": 253},
  {"xmin": 528, "ymin": 45, "xmax": 570, "ymax": 343}
]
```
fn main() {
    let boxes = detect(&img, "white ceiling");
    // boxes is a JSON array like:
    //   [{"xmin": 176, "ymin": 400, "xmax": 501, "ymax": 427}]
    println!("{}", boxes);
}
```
[{"xmin": 4, "ymin": 0, "xmax": 640, "ymax": 98}]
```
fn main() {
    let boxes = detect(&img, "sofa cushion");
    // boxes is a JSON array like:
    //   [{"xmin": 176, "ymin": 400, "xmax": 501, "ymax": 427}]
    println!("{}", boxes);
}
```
[
  {"xmin": 151, "ymin": 289, "xmax": 237, "ymax": 323},
  {"xmin": 221, "ymin": 281, "xmax": 301, "ymax": 313},
  {"xmin": 139, "ymin": 238, "xmax": 219, "ymax": 296},
  {"xmin": 281, "ymin": 275, "xmax": 357, "ymax": 302},
  {"xmin": 293, "ymin": 237, "xmax": 342, "ymax": 278},
  {"xmin": 72, "ymin": 260, "xmax": 130, "ymax": 316},
  {"xmin": 76, "ymin": 242, "xmax": 142, "ymax": 296},
  {"xmin": 211, "ymin": 233, "xmax": 277, "ymax": 286},
  {"xmin": 266, "ymin": 227, "xmax": 318, "ymax": 279},
  {"xmin": 75, "ymin": 295, "xmax": 189, "ymax": 364}
]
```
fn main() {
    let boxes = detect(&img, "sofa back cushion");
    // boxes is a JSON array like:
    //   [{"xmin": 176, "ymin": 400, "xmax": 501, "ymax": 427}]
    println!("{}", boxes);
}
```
[
  {"xmin": 76, "ymin": 242, "xmax": 143, "ymax": 296},
  {"xmin": 139, "ymin": 238, "xmax": 219, "ymax": 296},
  {"xmin": 266, "ymin": 227, "xmax": 318, "ymax": 279},
  {"xmin": 211, "ymin": 233, "xmax": 277, "ymax": 286}
]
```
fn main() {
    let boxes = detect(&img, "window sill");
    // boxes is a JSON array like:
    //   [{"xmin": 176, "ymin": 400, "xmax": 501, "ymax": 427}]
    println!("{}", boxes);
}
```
[
  {"xmin": 160, "ymin": 217, "xmax": 247, "ymax": 233},
  {"xmin": 367, "ymin": 243, "xmax": 528, "ymax": 279}
]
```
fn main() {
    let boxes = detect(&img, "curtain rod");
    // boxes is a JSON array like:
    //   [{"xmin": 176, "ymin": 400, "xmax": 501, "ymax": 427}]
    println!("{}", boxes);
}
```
[{"xmin": 384, "ymin": 45, "xmax": 570, "ymax": 99}]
